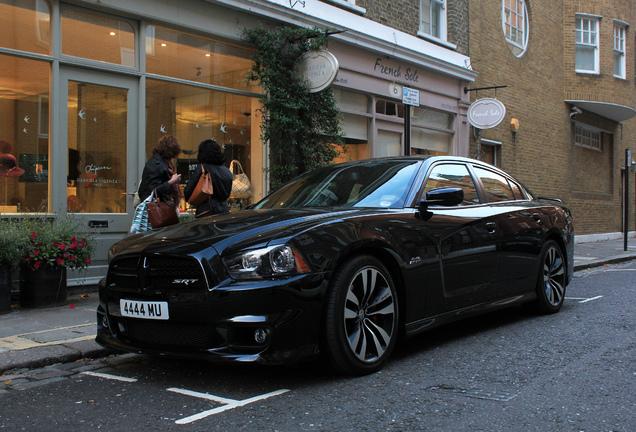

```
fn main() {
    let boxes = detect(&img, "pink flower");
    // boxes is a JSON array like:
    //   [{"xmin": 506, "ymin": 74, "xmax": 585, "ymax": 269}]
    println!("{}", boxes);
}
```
[
  {"xmin": 71, "ymin": 236, "xmax": 77, "ymax": 242},
  {"xmin": 34, "ymin": 250, "xmax": 39, "ymax": 256},
  {"xmin": 30, "ymin": 232, "xmax": 36, "ymax": 239},
  {"xmin": 59, "ymin": 243, "xmax": 66, "ymax": 250},
  {"xmin": 86, "ymin": 258, "xmax": 91, "ymax": 264},
  {"xmin": 34, "ymin": 260, "xmax": 41, "ymax": 269},
  {"xmin": 56, "ymin": 257, "xmax": 64, "ymax": 265}
]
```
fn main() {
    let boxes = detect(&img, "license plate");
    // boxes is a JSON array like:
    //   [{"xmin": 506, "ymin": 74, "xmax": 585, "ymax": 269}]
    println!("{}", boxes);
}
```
[{"xmin": 120, "ymin": 299, "xmax": 169, "ymax": 320}]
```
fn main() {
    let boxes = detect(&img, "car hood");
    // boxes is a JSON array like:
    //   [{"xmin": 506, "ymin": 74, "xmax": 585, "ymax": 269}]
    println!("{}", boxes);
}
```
[{"xmin": 117, "ymin": 208, "xmax": 389, "ymax": 256}]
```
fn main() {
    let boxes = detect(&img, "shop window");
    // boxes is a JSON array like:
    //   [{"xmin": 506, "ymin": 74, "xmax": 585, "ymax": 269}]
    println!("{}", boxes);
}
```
[
  {"xmin": 377, "ymin": 130, "xmax": 402, "ymax": 157},
  {"xmin": 376, "ymin": 99, "xmax": 404, "ymax": 118},
  {"xmin": 0, "ymin": 54, "xmax": 50, "ymax": 213},
  {"xmin": 0, "ymin": 0, "xmax": 50, "ymax": 55},
  {"xmin": 146, "ymin": 26, "xmax": 258, "ymax": 94},
  {"xmin": 61, "ymin": 7, "xmax": 136, "ymax": 67},
  {"xmin": 145, "ymin": 79, "xmax": 261, "ymax": 210},
  {"xmin": 334, "ymin": 90, "xmax": 370, "ymax": 163},
  {"xmin": 410, "ymin": 108, "xmax": 453, "ymax": 156},
  {"xmin": 613, "ymin": 22, "xmax": 627, "ymax": 79},
  {"xmin": 502, "ymin": 0, "xmax": 529, "ymax": 57},
  {"xmin": 575, "ymin": 15, "xmax": 600, "ymax": 74}
]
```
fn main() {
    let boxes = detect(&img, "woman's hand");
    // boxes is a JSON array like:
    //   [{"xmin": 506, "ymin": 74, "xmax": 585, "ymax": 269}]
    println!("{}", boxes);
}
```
[{"xmin": 169, "ymin": 173, "xmax": 182, "ymax": 185}]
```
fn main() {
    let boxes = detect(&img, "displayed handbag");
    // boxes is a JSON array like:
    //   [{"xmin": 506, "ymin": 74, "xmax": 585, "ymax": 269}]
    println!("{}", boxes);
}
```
[
  {"xmin": 229, "ymin": 159, "xmax": 252, "ymax": 199},
  {"xmin": 188, "ymin": 164, "xmax": 214, "ymax": 206},
  {"xmin": 146, "ymin": 189, "xmax": 180, "ymax": 229}
]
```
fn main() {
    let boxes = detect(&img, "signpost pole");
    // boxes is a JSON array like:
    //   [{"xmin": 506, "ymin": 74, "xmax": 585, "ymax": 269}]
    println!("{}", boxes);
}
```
[
  {"xmin": 404, "ymin": 105, "xmax": 411, "ymax": 156},
  {"xmin": 625, "ymin": 149, "xmax": 631, "ymax": 251}
]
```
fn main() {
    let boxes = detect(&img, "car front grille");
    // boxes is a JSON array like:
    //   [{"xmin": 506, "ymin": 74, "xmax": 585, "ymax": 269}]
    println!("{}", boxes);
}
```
[{"xmin": 109, "ymin": 254, "xmax": 208, "ymax": 292}]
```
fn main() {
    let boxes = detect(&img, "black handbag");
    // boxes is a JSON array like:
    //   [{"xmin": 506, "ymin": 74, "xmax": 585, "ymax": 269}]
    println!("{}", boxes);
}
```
[{"xmin": 146, "ymin": 189, "xmax": 179, "ymax": 229}]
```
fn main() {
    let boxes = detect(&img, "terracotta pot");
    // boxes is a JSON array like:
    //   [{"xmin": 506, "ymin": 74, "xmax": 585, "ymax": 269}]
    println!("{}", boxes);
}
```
[{"xmin": 19, "ymin": 263, "xmax": 67, "ymax": 308}]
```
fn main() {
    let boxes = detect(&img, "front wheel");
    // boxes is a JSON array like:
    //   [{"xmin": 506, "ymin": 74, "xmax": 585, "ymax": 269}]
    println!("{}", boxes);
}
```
[
  {"xmin": 534, "ymin": 240, "xmax": 566, "ymax": 314},
  {"xmin": 322, "ymin": 255, "xmax": 398, "ymax": 375}
]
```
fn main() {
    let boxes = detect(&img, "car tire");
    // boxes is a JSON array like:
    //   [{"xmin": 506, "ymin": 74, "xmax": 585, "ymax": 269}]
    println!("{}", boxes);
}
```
[
  {"xmin": 323, "ymin": 255, "xmax": 398, "ymax": 375},
  {"xmin": 534, "ymin": 240, "xmax": 566, "ymax": 314}
]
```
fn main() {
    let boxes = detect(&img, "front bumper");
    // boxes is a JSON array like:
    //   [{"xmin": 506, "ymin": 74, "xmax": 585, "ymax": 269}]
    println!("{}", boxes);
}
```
[{"xmin": 96, "ymin": 271, "xmax": 329, "ymax": 365}]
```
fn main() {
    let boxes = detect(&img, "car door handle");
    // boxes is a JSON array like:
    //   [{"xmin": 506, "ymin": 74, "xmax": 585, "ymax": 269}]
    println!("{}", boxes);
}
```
[{"xmin": 485, "ymin": 222, "xmax": 497, "ymax": 234}]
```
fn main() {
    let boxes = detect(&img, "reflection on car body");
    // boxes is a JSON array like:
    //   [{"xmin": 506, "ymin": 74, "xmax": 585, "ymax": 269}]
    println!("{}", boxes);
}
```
[{"xmin": 97, "ymin": 156, "xmax": 574, "ymax": 375}]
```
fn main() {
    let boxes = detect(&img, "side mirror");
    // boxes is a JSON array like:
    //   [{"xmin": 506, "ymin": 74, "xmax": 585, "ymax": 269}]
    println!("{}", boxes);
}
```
[{"xmin": 420, "ymin": 187, "xmax": 464, "ymax": 209}]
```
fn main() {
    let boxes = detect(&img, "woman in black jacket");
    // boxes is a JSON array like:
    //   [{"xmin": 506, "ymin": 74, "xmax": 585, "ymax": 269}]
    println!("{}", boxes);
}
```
[
  {"xmin": 184, "ymin": 139, "xmax": 233, "ymax": 217},
  {"xmin": 138, "ymin": 135, "xmax": 182, "ymax": 204}
]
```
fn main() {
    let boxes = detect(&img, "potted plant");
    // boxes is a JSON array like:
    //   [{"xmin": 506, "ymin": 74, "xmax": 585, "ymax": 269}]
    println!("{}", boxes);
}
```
[
  {"xmin": 0, "ymin": 218, "xmax": 22, "ymax": 314},
  {"xmin": 18, "ymin": 215, "xmax": 95, "ymax": 308}
]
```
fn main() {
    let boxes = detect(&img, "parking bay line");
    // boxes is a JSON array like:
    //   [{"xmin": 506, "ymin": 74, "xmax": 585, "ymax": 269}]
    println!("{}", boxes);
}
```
[
  {"xmin": 167, "ymin": 387, "xmax": 290, "ymax": 424},
  {"xmin": 82, "ymin": 371, "xmax": 138, "ymax": 383},
  {"xmin": 565, "ymin": 295, "xmax": 604, "ymax": 303}
]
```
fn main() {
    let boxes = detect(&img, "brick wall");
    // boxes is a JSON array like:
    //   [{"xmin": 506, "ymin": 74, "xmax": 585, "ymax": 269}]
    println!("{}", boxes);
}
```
[{"xmin": 468, "ymin": 0, "xmax": 636, "ymax": 235}]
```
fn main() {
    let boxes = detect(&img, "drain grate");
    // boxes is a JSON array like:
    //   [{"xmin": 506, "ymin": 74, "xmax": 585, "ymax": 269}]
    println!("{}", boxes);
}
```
[{"xmin": 427, "ymin": 385, "xmax": 519, "ymax": 402}]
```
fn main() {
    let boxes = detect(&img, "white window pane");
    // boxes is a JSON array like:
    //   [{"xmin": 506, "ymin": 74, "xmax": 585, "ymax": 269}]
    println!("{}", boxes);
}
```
[{"xmin": 576, "ymin": 46, "xmax": 595, "ymax": 71}]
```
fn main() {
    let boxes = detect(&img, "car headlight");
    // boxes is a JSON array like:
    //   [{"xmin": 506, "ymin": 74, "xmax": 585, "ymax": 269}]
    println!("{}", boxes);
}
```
[
  {"xmin": 107, "ymin": 244, "xmax": 125, "ymax": 263},
  {"xmin": 224, "ymin": 245, "xmax": 311, "ymax": 280}
]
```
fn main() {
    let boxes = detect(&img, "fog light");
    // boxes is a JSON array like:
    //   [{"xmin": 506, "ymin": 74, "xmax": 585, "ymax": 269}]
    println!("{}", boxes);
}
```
[
  {"xmin": 254, "ymin": 329, "xmax": 268, "ymax": 344},
  {"xmin": 102, "ymin": 317, "xmax": 109, "ymax": 328}
]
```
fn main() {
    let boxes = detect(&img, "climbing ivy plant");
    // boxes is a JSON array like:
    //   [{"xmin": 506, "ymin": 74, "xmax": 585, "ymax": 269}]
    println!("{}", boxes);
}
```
[{"xmin": 243, "ymin": 26, "xmax": 344, "ymax": 191}]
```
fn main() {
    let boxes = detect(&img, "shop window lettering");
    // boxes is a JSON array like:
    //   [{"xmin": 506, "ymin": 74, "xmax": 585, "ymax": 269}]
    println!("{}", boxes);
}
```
[
  {"xmin": 373, "ymin": 58, "xmax": 419, "ymax": 83},
  {"xmin": 74, "ymin": 164, "xmax": 118, "ymax": 187}
]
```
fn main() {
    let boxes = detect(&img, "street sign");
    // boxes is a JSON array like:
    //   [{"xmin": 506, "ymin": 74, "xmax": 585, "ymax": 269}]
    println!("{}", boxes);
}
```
[{"xmin": 402, "ymin": 87, "xmax": 419, "ymax": 106}]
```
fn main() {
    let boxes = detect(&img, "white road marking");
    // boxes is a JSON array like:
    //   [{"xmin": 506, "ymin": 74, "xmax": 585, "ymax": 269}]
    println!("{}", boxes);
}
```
[
  {"xmin": 566, "ymin": 295, "xmax": 604, "ymax": 303},
  {"xmin": 579, "ymin": 295, "xmax": 603, "ymax": 303},
  {"xmin": 167, "ymin": 387, "xmax": 289, "ymax": 424},
  {"xmin": 82, "ymin": 371, "xmax": 138, "ymax": 382}
]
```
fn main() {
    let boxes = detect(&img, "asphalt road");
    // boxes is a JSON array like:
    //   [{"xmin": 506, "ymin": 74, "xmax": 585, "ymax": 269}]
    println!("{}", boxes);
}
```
[{"xmin": 1, "ymin": 261, "xmax": 634, "ymax": 432}]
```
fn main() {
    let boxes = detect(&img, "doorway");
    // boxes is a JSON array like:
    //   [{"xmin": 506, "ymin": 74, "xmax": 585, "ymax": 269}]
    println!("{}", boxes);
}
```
[{"xmin": 59, "ymin": 67, "xmax": 139, "ymax": 284}]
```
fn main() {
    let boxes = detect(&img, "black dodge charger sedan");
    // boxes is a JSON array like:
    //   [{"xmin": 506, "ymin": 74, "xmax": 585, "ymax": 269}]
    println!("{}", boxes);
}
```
[{"xmin": 97, "ymin": 156, "xmax": 574, "ymax": 375}]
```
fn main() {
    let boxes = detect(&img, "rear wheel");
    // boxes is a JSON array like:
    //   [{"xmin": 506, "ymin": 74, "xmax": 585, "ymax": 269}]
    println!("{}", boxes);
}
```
[
  {"xmin": 534, "ymin": 240, "xmax": 566, "ymax": 314},
  {"xmin": 323, "ymin": 255, "xmax": 398, "ymax": 375}
]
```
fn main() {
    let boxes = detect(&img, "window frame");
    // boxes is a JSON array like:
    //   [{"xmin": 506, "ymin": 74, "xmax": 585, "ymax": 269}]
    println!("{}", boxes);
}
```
[
  {"xmin": 574, "ymin": 123, "xmax": 602, "ymax": 151},
  {"xmin": 502, "ymin": 0, "xmax": 529, "ymax": 57},
  {"xmin": 419, "ymin": 0, "xmax": 447, "ymax": 43},
  {"xmin": 613, "ymin": 21, "xmax": 627, "ymax": 79},
  {"xmin": 575, "ymin": 15, "xmax": 601, "ymax": 74}
]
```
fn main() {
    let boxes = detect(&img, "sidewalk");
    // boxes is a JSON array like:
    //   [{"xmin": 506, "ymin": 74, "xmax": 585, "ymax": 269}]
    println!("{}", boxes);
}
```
[{"xmin": 1, "ymin": 237, "xmax": 635, "ymax": 375}]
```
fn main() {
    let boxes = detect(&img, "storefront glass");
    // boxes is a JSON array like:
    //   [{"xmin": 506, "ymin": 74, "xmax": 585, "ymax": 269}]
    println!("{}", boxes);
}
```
[
  {"xmin": 66, "ymin": 81, "xmax": 128, "ymax": 213},
  {"xmin": 0, "ymin": 0, "xmax": 50, "ymax": 55},
  {"xmin": 410, "ymin": 107, "xmax": 453, "ymax": 155},
  {"xmin": 0, "ymin": 54, "xmax": 50, "ymax": 213},
  {"xmin": 146, "ymin": 25, "xmax": 257, "ymax": 93},
  {"xmin": 145, "ymin": 79, "xmax": 261, "ymax": 210},
  {"xmin": 61, "ymin": 7, "xmax": 135, "ymax": 67}
]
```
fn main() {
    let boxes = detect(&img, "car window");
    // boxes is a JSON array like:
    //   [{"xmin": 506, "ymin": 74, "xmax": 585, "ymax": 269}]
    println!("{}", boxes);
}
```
[
  {"xmin": 509, "ymin": 180, "xmax": 525, "ymax": 200},
  {"xmin": 424, "ymin": 164, "xmax": 480, "ymax": 205},
  {"xmin": 253, "ymin": 160, "xmax": 421, "ymax": 209},
  {"xmin": 473, "ymin": 167, "xmax": 515, "ymax": 202}
]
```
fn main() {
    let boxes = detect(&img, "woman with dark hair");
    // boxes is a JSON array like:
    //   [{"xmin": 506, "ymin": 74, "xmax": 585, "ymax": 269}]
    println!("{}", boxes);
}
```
[
  {"xmin": 184, "ymin": 139, "xmax": 233, "ymax": 217},
  {"xmin": 138, "ymin": 135, "xmax": 182, "ymax": 204}
]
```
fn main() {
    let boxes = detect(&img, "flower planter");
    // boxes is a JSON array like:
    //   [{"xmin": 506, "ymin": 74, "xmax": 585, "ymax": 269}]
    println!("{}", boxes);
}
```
[
  {"xmin": 0, "ymin": 264, "xmax": 12, "ymax": 314},
  {"xmin": 19, "ymin": 263, "xmax": 67, "ymax": 309}
]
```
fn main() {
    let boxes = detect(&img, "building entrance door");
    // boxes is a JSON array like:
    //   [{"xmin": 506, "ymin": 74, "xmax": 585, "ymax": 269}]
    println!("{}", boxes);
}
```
[{"xmin": 59, "ymin": 67, "xmax": 138, "ymax": 285}]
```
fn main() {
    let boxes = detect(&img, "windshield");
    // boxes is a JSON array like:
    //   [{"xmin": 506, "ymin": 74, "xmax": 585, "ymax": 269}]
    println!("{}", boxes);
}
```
[{"xmin": 254, "ymin": 160, "xmax": 421, "ymax": 209}]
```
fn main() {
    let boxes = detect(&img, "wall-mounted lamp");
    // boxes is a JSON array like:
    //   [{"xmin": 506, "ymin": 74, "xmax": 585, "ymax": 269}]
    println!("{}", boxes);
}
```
[
  {"xmin": 510, "ymin": 118, "xmax": 520, "ymax": 133},
  {"xmin": 510, "ymin": 118, "xmax": 519, "ymax": 141}
]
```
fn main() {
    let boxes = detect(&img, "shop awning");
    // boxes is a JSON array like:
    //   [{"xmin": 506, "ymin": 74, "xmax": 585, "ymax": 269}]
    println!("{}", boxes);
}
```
[{"xmin": 566, "ymin": 100, "xmax": 636, "ymax": 123}]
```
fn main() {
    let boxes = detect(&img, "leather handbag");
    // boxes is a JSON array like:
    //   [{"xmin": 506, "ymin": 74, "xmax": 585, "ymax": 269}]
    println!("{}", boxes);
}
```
[
  {"xmin": 147, "ymin": 189, "xmax": 179, "ymax": 229},
  {"xmin": 229, "ymin": 159, "xmax": 252, "ymax": 199},
  {"xmin": 188, "ymin": 164, "xmax": 214, "ymax": 206}
]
